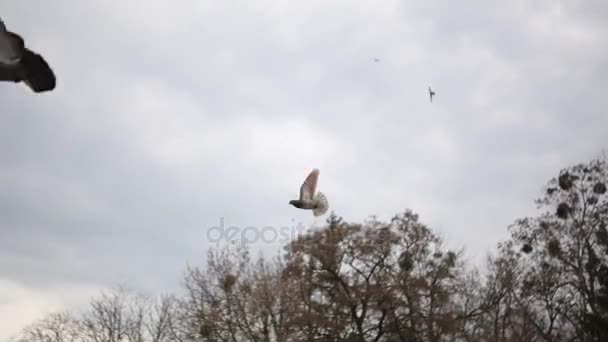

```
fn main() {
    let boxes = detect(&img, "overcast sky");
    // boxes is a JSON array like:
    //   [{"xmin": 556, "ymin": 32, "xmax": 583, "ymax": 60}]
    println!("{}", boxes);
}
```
[{"xmin": 1, "ymin": 0, "xmax": 607, "ymax": 338}]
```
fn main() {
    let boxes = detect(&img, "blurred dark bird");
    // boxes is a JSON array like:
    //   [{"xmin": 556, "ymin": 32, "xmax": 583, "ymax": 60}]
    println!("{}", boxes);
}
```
[
  {"xmin": 0, "ymin": 17, "xmax": 56, "ymax": 93},
  {"xmin": 374, "ymin": 58, "xmax": 380, "ymax": 62},
  {"xmin": 289, "ymin": 168, "xmax": 329, "ymax": 217},
  {"xmin": 428, "ymin": 86, "xmax": 435, "ymax": 102}
]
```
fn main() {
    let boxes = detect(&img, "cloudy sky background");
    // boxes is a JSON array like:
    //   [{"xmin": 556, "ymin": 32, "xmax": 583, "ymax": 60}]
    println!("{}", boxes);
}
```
[{"xmin": 1, "ymin": 0, "xmax": 607, "ymax": 338}]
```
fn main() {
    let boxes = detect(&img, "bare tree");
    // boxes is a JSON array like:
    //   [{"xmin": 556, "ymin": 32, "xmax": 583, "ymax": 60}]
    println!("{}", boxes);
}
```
[
  {"xmin": 180, "ymin": 244, "xmax": 253, "ymax": 341},
  {"xmin": 80, "ymin": 285, "xmax": 131, "ymax": 342},
  {"xmin": 9, "ymin": 312, "xmax": 81, "ymax": 342},
  {"xmin": 512, "ymin": 159, "xmax": 608, "ymax": 341}
]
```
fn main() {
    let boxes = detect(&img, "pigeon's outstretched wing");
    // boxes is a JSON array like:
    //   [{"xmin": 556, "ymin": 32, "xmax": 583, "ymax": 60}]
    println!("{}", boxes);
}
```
[
  {"xmin": 299, "ymin": 168, "xmax": 319, "ymax": 201},
  {"xmin": 18, "ymin": 48, "xmax": 56, "ymax": 92},
  {"xmin": 0, "ymin": 18, "xmax": 56, "ymax": 93},
  {"xmin": 0, "ymin": 48, "xmax": 56, "ymax": 92}
]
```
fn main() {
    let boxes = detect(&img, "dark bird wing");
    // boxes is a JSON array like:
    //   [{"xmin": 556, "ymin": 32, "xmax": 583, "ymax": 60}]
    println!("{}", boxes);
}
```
[
  {"xmin": 19, "ymin": 48, "xmax": 56, "ymax": 92},
  {"xmin": 0, "ymin": 19, "xmax": 56, "ymax": 93},
  {"xmin": 0, "ymin": 62, "xmax": 20, "ymax": 82},
  {"xmin": 299, "ymin": 168, "xmax": 319, "ymax": 201},
  {"xmin": 0, "ymin": 48, "xmax": 56, "ymax": 92}
]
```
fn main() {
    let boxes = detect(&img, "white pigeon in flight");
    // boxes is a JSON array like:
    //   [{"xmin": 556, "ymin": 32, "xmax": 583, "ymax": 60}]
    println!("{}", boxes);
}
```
[
  {"xmin": 0, "ymin": 17, "xmax": 56, "ymax": 93},
  {"xmin": 289, "ymin": 168, "xmax": 329, "ymax": 217}
]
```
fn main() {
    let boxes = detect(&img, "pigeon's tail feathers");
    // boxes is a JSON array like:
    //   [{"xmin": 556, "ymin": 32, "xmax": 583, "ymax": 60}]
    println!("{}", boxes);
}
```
[{"xmin": 312, "ymin": 192, "xmax": 329, "ymax": 217}]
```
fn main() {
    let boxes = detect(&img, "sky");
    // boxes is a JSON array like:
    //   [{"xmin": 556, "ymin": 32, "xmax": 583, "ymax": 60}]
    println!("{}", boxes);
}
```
[{"xmin": 1, "ymin": 0, "xmax": 607, "ymax": 339}]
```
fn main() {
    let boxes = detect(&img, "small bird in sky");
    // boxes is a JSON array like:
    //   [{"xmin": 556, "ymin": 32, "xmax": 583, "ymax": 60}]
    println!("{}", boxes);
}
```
[
  {"xmin": 0, "ymin": 17, "xmax": 56, "ymax": 93},
  {"xmin": 289, "ymin": 168, "xmax": 329, "ymax": 217},
  {"xmin": 374, "ymin": 58, "xmax": 380, "ymax": 62},
  {"xmin": 428, "ymin": 86, "xmax": 436, "ymax": 103}
]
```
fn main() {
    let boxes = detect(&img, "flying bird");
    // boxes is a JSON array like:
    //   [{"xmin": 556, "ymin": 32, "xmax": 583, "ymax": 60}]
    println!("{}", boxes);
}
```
[
  {"xmin": 289, "ymin": 168, "xmax": 329, "ymax": 217},
  {"xmin": 374, "ymin": 58, "xmax": 380, "ymax": 62},
  {"xmin": 428, "ymin": 86, "xmax": 436, "ymax": 103},
  {"xmin": 0, "ymin": 18, "xmax": 56, "ymax": 93}
]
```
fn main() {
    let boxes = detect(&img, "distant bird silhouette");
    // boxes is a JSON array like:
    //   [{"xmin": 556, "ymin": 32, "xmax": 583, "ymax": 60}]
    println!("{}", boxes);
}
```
[
  {"xmin": 428, "ymin": 86, "xmax": 436, "ymax": 103},
  {"xmin": 289, "ymin": 168, "xmax": 329, "ymax": 217},
  {"xmin": 374, "ymin": 58, "xmax": 380, "ymax": 62},
  {"xmin": 0, "ymin": 18, "xmax": 56, "ymax": 93}
]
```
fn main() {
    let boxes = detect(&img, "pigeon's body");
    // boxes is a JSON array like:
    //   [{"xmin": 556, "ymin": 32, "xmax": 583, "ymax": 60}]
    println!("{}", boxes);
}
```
[
  {"xmin": 428, "ymin": 86, "xmax": 436, "ymax": 102},
  {"xmin": 0, "ymin": 28, "xmax": 22, "ymax": 65},
  {"xmin": 289, "ymin": 192, "xmax": 329, "ymax": 216},
  {"xmin": 0, "ymin": 17, "xmax": 56, "ymax": 93},
  {"xmin": 289, "ymin": 168, "xmax": 329, "ymax": 217}
]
